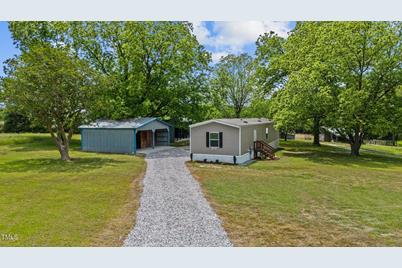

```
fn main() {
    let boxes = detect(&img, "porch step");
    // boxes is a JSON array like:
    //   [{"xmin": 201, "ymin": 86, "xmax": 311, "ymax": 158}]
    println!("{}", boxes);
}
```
[{"xmin": 254, "ymin": 140, "xmax": 278, "ymax": 160}]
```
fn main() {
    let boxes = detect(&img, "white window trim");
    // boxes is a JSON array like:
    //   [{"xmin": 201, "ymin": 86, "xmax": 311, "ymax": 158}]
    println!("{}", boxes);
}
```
[{"xmin": 209, "ymin": 132, "xmax": 220, "ymax": 148}]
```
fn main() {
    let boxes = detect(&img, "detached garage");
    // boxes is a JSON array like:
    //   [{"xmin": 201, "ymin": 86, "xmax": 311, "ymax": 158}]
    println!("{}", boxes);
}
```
[{"xmin": 79, "ymin": 117, "xmax": 173, "ymax": 154}]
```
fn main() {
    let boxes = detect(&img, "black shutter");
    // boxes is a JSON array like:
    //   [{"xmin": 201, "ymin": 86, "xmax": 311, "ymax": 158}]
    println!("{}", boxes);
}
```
[
  {"xmin": 219, "ymin": 132, "xmax": 223, "ymax": 148},
  {"xmin": 206, "ymin": 132, "xmax": 209, "ymax": 147}
]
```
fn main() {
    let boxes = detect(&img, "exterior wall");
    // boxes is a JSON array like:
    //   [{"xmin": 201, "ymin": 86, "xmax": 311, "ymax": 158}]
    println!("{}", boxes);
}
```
[
  {"xmin": 240, "ymin": 122, "xmax": 279, "ymax": 154},
  {"xmin": 190, "ymin": 122, "xmax": 239, "ymax": 156},
  {"xmin": 81, "ymin": 129, "xmax": 135, "ymax": 154},
  {"xmin": 169, "ymin": 126, "xmax": 175, "ymax": 143},
  {"xmin": 138, "ymin": 120, "xmax": 169, "ymax": 132},
  {"xmin": 192, "ymin": 151, "xmax": 253, "ymax": 165}
]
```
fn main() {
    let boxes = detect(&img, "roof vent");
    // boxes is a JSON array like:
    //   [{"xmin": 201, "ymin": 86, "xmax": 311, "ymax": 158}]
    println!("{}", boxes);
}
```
[
  {"xmin": 243, "ymin": 120, "xmax": 248, "ymax": 123},
  {"xmin": 258, "ymin": 119, "xmax": 262, "ymax": 122}
]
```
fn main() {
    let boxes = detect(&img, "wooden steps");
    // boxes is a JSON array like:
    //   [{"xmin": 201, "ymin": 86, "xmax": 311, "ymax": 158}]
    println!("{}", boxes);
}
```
[{"xmin": 253, "ymin": 140, "xmax": 279, "ymax": 160}]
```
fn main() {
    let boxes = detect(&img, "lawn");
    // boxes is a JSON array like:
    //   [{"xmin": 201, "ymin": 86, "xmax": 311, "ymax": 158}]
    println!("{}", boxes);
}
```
[
  {"xmin": 324, "ymin": 141, "xmax": 402, "ymax": 158},
  {"xmin": 0, "ymin": 133, "xmax": 145, "ymax": 246},
  {"xmin": 188, "ymin": 140, "xmax": 402, "ymax": 246}
]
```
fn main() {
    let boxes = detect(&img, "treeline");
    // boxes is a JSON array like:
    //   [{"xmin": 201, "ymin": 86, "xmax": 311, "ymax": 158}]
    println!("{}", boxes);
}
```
[{"xmin": 0, "ymin": 22, "xmax": 401, "ymax": 160}]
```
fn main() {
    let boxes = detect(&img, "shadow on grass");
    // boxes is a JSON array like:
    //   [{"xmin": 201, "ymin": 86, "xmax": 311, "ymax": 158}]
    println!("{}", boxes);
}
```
[
  {"xmin": 280, "ymin": 141, "xmax": 402, "ymax": 169},
  {"xmin": 0, "ymin": 157, "xmax": 123, "ymax": 173},
  {"xmin": 2, "ymin": 135, "xmax": 80, "ymax": 152}
]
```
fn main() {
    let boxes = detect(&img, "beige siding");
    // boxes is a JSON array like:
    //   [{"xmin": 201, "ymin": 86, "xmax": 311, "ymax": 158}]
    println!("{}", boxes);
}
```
[
  {"xmin": 240, "ymin": 122, "xmax": 279, "ymax": 154},
  {"xmin": 190, "ymin": 122, "xmax": 239, "ymax": 155}
]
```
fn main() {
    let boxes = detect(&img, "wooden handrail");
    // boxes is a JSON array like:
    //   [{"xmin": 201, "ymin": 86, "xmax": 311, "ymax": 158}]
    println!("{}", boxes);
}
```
[
  {"xmin": 257, "ymin": 140, "xmax": 275, "ymax": 150},
  {"xmin": 253, "ymin": 140, "xmax": 277, "ymax": 160}
]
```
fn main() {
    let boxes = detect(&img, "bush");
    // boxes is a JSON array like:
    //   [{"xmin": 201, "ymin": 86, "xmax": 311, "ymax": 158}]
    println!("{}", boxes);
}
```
[{"xmin": 2, "ymin": 111, "xmax": 46, "ymax": 133}]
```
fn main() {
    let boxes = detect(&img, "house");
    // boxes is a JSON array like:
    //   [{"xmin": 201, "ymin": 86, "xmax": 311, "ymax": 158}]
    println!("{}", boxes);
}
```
[
  {"xmin": 79, "ymin": 117, "xmax": 173, "ymax": 154},
  {"xmin": 190, "ymin": 118, "xmax": 279, "ymax": 164}
]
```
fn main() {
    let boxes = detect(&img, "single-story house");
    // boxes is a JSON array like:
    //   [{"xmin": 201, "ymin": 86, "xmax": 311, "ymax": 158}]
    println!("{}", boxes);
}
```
[
  {"xmin": 79, "ymin": 117, "xmax": 173, "ymax": 154},
  {"xmin": 190, "ymin": 118, "xmax": 279, "ymax": 164}
]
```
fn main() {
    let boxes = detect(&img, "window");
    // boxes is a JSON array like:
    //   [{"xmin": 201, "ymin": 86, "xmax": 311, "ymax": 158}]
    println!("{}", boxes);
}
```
[
  {"xmin": 265, "ymin": 127, "xmax": 269, "ymax": 139},
  {"xmin": 209, "ymin": 132, "xmax": 220, "ymax": 147}
]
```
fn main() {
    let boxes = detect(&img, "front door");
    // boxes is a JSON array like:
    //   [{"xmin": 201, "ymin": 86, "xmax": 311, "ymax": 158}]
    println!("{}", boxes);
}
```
[
  {"xmin": 141, "ymin": 131, "xmax": 147, "ymax": 148},
  {"xmin": 139, "ymin": 130, "xmax": 153, "ymax": 149}
]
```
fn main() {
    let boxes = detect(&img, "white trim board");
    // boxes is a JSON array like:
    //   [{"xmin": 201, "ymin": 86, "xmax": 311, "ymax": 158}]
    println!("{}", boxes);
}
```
[{"xmin": 190, "ymin": 120, "xmax": 240, "ymax": 129}]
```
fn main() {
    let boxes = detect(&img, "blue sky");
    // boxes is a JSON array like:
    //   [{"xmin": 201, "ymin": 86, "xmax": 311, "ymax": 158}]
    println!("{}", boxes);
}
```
[
  {"xmin": 0, "ymin": 21, "xmax": 295, "ymax": 76},
  {"xmin": 0, "ymin": 21, "xmax": 19, "ymax": 76}
]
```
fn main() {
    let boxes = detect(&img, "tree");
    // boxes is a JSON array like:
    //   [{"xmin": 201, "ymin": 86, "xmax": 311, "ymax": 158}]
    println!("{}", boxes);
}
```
[
  {"xmin": 387, "ymin": 86, "xmax": 402, "ymax": 145},
  {"xmin": 269, "ymin": 90, "xmax": 303, "ymax": 141},
  {"xmin": 257, "ymin": 23, "xmax": 338, "ymax": 146},
  {"xmin": 370, "ymin": 87, "xmax": 402, "ymax": 145},
  {"xmin": 266, "ymin": 22, "xmax": 402, "ymax": 154},
  {"xmin": 8, "ymin": 22, "xmax": 211, "ymax": 125},
  {"xmin": 327, "ymin": 22, "xmax": 402, "ymax": 155},
  {"xmin": 255, "ymin": 31, "xmax": 287, "ymax": 94},
  {"xmin": 2, "ymin": 111, "xmax": 31, "ymax": 133},
  {"xmin": 211, "ymin": 53, "xmax": 255, "ymax": 118},
  {"xmin": 281, "ymin": 68, "xmax": 337, "ymax": 146},
  {"xmin": 254, "ymin": 31, "xmax": 293, "ymax": 136},
  {"xmin": 2, "ymin": 45, "xmax": 96, "ymax": 161}
]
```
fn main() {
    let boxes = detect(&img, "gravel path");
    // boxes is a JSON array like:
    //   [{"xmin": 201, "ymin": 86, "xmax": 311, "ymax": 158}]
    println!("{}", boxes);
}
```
[{"xmin": 124, "ymin": 147, "xmax": 232, "ymax": 247}]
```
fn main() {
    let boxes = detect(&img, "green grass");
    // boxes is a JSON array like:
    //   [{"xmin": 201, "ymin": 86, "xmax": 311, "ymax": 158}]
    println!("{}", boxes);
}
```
[
  {"xmin": 189, "ymin": 140, "xmax": 402, "ymax": 246},
  {"xmin": 0, "ymin": 133, "xmax": 146, "ymax": 246},
  {"xmin": 324, "ymin": 141, "xmax": 402, "ymax": 157}
]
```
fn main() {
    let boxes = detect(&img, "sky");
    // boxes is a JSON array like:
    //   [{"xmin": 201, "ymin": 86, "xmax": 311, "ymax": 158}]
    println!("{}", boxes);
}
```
[
  {"xmin": 0, "ymin": 21, "xmax": 19, "ymax": 76},
  {"xmin": 192, "ymin": 21, "xmax": 295, "ymax": 62},
  {"xmin": 0, "ymin": 21, "xmax": 296, "ymax": 76}
]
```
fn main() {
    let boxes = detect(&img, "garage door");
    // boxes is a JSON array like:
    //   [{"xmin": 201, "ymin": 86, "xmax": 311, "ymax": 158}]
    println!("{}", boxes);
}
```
[{"xmin": 156, "ymin": 129, "xmax": 168, "ymax": 146}]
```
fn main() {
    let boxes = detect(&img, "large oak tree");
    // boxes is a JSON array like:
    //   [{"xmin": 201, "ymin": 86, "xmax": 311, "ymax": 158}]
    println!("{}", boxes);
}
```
[
  {"xmin": 9, "ymin": 22, "xmax": 211, "ymax": 126},
  {"xmin": 327, "ymin": 22, "xmax": 402, "ymax": 155},
  {"xmin": 258, "ymin": 22, "xmax": 402, "ymax": 154}
]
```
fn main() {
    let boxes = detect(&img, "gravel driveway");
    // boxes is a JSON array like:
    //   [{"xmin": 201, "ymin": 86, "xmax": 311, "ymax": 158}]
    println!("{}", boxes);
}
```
[{"xmin": 124, "ymin": 147, "xmax": 232, "ymax": 247}]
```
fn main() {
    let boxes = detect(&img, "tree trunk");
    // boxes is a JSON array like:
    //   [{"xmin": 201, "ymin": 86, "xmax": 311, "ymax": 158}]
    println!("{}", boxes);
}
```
[
  {"xmin": 312, "ymin": 116, "xmax": 320, "ymax": 146},
  {"xmin": 350, "ymin": 142, "xmax": 361, "ymax": 156},
  {"xmin": 234, "ymin": 107, "xmax": 242, "ymax": 118},
  {"xmin": 391, "ymin": 133, "xmax": 396, "ymax": 146},
  {"xmin": 58, "ymin": 145, "xmax": 71, "ymax": 161},
  {"xmin": 284, "ymin": 132, "xmax": 288, "ymax": 141},
  {"xmin": 49, "ymin": 128, "xmax": 72, "ymax": 161},
  {"xmin": 350, "ymin": 132, "xmax": 363, "ymax": 156}
]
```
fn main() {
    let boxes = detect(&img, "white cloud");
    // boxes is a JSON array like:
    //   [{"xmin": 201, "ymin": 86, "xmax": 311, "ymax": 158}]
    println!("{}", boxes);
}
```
[
  {"xmin": 211, "ymin": 51, "xmax": 229, "ymax": 63},
  {"xmin": 190, "ymin": 21, "xmax": 292, "ymax": 63},
  {"xmin": 191, "ymin": 21, "xmax": 211, "ymax": 45}
]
